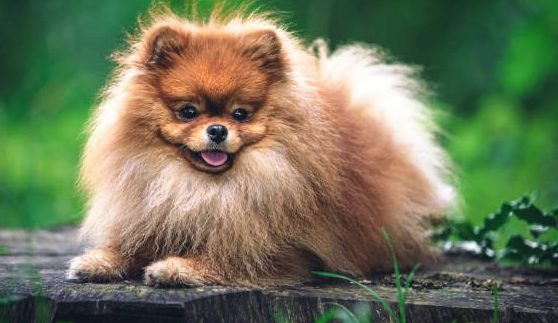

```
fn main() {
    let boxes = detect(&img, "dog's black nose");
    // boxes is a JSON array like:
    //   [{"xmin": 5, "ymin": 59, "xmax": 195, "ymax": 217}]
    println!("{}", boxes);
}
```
[{"xmin": 207, "ymin": 124, "xmax": 228, "ymax": 143}]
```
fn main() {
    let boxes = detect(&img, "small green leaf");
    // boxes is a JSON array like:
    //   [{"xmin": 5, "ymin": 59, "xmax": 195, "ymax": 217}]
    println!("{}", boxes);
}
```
[
  {"xmin": 315, "ymin": 309, "xmax": 339, "ymax": 323},
  {"xmin": 515, "ymin": 205, "xmax": 555, "ymax": 226},
  {"xmin": 453, "ymin": 222, "xmax": 478, "ymax": 241},
  {"xmin": 529, "ymin": 225, "xmax": 548, "ymax": 238},
  {"xmin": 505, "ymin": 235, "xmax": 534, "ymax": 253},
  {"xmin": 481, "ymin": 209, "xmax": 509, "ymax": 233}
]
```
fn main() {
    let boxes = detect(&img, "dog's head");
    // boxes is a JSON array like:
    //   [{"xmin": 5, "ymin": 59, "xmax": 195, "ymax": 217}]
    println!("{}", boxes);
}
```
[{"xmin": 128, "ymin": 21, "xmax": 288, "ymax": 174}]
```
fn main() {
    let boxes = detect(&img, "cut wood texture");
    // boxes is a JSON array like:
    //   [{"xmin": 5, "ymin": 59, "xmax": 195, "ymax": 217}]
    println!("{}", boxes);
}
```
[{"xmin": 0, "ymin": 228, "xmax": 556, "ymax": 322}]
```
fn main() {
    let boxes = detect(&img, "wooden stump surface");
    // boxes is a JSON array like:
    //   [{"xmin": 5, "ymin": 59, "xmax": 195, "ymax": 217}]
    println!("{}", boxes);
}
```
[{"xmin": 0, "ymin": 228, "xmax": 556, "ymax": 322}]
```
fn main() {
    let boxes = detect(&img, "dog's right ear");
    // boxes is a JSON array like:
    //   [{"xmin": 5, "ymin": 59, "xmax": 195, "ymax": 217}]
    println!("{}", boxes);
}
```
[{"xmin": 142, "ymin": 25, "xmax": 189, "ymax": 69}]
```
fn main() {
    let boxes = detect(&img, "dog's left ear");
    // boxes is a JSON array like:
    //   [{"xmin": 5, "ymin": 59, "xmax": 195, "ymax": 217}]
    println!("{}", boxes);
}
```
[
  {"xmin": 242, "ymin": 30, "xmax": 284, "ymax": 82},
  {"xmin": 142, "ymin": 25, "xmax": 189, "ymax": 69}
]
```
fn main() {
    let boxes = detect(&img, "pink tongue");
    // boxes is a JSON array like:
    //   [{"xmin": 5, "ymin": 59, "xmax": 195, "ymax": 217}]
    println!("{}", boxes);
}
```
[{"xmin": 200, "ymin": 151, "xmax": 228, "ymax": 167}]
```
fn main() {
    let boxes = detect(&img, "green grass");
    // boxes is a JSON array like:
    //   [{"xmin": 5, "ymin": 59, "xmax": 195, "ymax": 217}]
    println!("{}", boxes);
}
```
[
  {"xmin": 310, "ymin": 228, "xmax": 507, "ymax": 323},
  {"xmin": 313, "ymin": 229, "xmax": 419, "ymax": 323}
]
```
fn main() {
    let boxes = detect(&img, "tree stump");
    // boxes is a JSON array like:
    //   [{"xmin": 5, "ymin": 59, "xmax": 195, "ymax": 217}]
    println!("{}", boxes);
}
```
[{"xmin": 0, "ymin": 228, "xmax": 556, "ymax": 322}]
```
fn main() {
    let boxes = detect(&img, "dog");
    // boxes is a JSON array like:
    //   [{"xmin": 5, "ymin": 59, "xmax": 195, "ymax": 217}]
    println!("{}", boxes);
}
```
[{"xmin": 67, "ymin": 7, "xmax": 454, "ymax": 287}]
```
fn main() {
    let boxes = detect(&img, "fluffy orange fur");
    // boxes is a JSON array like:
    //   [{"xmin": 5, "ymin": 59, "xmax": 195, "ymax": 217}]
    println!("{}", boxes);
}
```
[{"xmin": 67, "ymin": 7, "xmax": 455, "ymax": 287}]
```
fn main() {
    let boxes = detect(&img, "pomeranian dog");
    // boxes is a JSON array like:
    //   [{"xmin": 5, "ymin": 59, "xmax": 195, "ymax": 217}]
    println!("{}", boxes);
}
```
[{"xmin": 67, "ymin": 7, "xmax": 454, "ymax": 287}]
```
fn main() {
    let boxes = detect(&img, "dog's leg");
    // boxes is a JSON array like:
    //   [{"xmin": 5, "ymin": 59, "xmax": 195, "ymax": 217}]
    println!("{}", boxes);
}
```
[
  {"xmin": 67, "ymin": 247, "xmax": 132, "ymax": 282},
  {"xmin": 144, "ymin": 256, "xmax": 221, "ymax": 287}
]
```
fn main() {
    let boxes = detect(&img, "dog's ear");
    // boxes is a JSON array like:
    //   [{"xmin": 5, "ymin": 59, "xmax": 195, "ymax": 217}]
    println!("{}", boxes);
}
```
[
  {"xmin": 143, "ymin": 25, "xmax": 189, "ymax": 69},
  {"xmin": 242, "ymin": 30, "xmax": 284, "ymax": 82}
]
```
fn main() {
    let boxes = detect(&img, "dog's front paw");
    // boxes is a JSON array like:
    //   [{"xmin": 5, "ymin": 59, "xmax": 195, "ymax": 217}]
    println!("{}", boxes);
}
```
[
  {"xmin": 144, "ymin": 257, "xmax": 217, "ymax": 287},
  {"xmin": 144, "ymin": 258, "xmax": 192, "ymax": 287},
  {"xmin": 66, "ymin": 248, "xmax": 124, "ymax": 283}
]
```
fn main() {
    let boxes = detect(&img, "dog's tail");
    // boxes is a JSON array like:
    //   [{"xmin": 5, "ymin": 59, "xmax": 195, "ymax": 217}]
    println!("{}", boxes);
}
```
[{"xmin": 311, "ymin": 39, "xmax": 457, "ymax": 215}]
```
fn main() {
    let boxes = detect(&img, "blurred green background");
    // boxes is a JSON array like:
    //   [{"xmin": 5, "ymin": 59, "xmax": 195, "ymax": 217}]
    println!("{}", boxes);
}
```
[{"xmin": 1, "ymin": 0, "xmax": 557, "ymax": 229}]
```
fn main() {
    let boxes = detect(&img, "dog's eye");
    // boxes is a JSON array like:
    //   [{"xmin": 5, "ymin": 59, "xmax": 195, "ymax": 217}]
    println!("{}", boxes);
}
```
[
  {"xmin": 232, "ymin": 108, "xmax": 249, "ymax": 122},
  {"xmin": 177, "ymin": 105, "xmax": 198, "ymax": 120}
]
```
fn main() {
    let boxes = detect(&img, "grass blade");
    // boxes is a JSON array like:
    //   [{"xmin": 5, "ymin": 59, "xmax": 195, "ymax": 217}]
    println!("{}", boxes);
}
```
[
  {"xmin": 492, "ymin": 283, "xmax": 499, "ymax": 323},
  {"xmin": 322, "ymin": 302, "xmax": 360, "ymax": 323},
  {"xmin": 402, "ymin": 263, "xmax": 420, "ymax": 301},
  {"xmin": 382, "ymin": 229, "xmax": 405, "ymax": 323},
  {"xmin": 313, "ymin": 271, "xmax": 398, "ymax": 322}
]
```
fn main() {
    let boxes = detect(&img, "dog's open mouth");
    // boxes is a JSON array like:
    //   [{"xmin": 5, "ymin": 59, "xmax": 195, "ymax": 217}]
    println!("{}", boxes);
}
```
[
  {"xmin": 157, "ymin": 131, "xmax": 235, "ymax": 173},
  {"xmin": 199, "ymin": 151, "xmax": 228, "ymax": 167},
  {"xmin": 185, "ymin": 149, "xmax": 234, "ymax": 173}
]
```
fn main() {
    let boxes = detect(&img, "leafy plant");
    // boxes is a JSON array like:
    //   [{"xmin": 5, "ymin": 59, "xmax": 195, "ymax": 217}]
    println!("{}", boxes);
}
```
[
  {"xmin": 313, "ymin": 229, "xmax": 419, "ymax": 323},
  {"xmin": 434, "ymin": 196, "xmax": 558, "ymax": 266}
]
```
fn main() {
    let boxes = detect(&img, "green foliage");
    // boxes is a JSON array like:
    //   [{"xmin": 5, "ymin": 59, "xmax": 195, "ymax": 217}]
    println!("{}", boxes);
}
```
[
  {"xmin": 435, "ymin": 196, "xmax": 558, "ymax": 267},
  {"xmin": 1, "ymin": 0, "xmax": 557, "ymax": 228}
]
